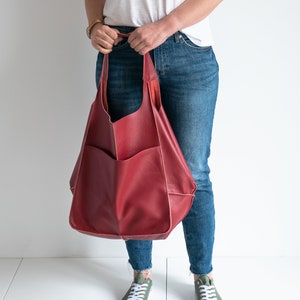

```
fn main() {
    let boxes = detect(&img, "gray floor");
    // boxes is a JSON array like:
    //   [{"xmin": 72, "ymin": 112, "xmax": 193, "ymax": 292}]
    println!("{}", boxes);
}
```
[{"xmin": 1, "ymin": 257, "xmax": 299, "ymax": 299}]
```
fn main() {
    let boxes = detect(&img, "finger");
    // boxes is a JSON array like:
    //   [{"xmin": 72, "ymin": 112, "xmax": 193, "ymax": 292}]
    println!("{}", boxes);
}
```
[
  {"xmin": 93, "ymin": 37, "xmax": 114, "ymax": 50},
  {"xmin": 138, "ymin": 48, "xmax": 149, "ymax": 55},
  {"xmin": 128, "ymin": 37, "xmax": 143, "ymax": 51},
  {"xmin": 96, "ymin": 45, "xmax": 112, "ymax": 54},
  {"xmin": 94, "ymin": 29, "xmax": 123, "ymax": 49},
  {"xmin": 128, "ymin": 35, "xmax": 139, "ymax": 49},
  {"xmin": 135, "ymin": 44, "xmax": 149, "ymax": 55},
  {"xmin": 128, "ymin": 29, "xmax": 142, "ymax": 44},
  {"xmin": 133, "ymin": 43, "xmax": 144, "ymax": 53},
  {"xmin": 92, "ymin": 25, "xmax": 118, "ymax": 43},
  {"xmin": 127, "ymin": 34, "xmax": 134, "ymax": 44},
  {"xmin": 91, "ymin": 26, "xmax": 122, "ymax": 53},
  {"xmin": 105, "ymin": 27, "xmax": 119, "ymax": 40},
  {"xmin": 93, "ymin": 32, "xmax": 115, "ymax": 46},
  {"xmin": 128, "ymin": 34, "xmax": 151, "ymax": 52},
  {"xmin": 91, "ymin": 40, "xmax": 112, "ymax": 54}
]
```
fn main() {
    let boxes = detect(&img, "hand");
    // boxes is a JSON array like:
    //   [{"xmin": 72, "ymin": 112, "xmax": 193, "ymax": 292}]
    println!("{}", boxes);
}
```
[
  {"xmin": 90, "ymin": 24, "xmax": 123, "ymax": 54},
  {"xmin": 128, "ymin": 22, "xmax": 170, "ymax": 55}
]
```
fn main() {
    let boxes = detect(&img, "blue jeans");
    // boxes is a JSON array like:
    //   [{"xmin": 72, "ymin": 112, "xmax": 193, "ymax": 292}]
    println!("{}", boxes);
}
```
[{"xmin": 95, "ymin": 27, "xmax": 219, "ymax": 276}]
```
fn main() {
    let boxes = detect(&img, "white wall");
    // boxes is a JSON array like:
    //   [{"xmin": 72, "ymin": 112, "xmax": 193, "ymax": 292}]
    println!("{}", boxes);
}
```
[{"xmin": 0, "ymin": 0, "xmax": 299, "ymax": 258}]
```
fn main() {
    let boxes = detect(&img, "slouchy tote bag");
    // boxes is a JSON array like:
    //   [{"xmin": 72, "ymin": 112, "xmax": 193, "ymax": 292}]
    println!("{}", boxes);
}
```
[{"xmin": 69, "ymin": 52, "xmax": 196, "ymax": 240}]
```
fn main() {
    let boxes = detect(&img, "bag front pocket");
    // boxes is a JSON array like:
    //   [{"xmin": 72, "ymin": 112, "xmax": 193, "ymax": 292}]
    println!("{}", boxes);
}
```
[{"xmin": 72, "ymin": 145, "xmax": 171, "ymax": 237}]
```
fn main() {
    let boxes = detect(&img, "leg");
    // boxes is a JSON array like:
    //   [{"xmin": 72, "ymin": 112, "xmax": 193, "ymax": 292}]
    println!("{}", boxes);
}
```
[
  {"xmin": 153, "ymin": 32, "xmax": 219, "ymax": 276},
  {"xmin": 125, "ymin": 240, "xmax": 153, "ymax": 275}
]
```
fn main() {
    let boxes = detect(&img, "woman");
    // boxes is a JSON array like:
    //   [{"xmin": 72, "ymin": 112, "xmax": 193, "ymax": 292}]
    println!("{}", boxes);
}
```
[{"xmin": 84, "ymin": 0, "xmax": 223, "ymax": 299}]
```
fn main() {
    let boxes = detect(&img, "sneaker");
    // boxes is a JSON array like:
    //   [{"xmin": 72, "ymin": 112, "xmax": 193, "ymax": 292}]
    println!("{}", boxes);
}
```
[
  {"xmin": 194, "ymin": 275, "xmax": 222, "ymax": 300},
  {"xmin": 122, "ymin": 272, "xmax": 152, "ymax": 300}
]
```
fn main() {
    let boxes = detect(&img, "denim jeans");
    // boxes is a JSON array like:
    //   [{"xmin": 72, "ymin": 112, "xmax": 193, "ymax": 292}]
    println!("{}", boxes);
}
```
[{"xmin": 95, "ymin": 27, "xmax": 219, "ymax": 276}]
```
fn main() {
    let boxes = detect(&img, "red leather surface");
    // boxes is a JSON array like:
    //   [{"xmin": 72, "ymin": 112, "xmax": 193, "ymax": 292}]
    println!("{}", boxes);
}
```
[{"xmin": 69, "ymin": 53, "xmax": 196, "ymax": 240}]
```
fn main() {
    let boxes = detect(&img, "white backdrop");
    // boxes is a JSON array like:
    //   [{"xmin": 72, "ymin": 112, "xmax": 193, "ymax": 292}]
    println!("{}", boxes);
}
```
[{"xmin": 0, "ymin": 0, "xmax": 299, "ymax": 258}]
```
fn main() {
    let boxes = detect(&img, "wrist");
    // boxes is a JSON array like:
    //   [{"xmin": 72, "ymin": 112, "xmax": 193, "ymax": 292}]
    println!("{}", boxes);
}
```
[
  {"xmin": 86, "ymin": 18, "xmax": 104, "ymax": 39},
  {"xmin": 159, "ymin": 13, "xmax": 182, "ymax": 36}
]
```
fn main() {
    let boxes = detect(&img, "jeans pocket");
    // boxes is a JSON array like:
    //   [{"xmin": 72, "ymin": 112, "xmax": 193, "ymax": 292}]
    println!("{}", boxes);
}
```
[{"xmin": 180, "ymin": 34, "xmax": 212, "ymax": 51}]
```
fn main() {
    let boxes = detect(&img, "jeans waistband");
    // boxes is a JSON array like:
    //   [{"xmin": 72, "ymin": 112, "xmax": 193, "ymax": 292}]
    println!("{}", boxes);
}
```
[
  {"xmin": 108, "ymin": 25, "xmax": 137, "ymax": 34},
  {"xmin": 107, "ymin": 25, "xmax": 183, "ymax": 43}
]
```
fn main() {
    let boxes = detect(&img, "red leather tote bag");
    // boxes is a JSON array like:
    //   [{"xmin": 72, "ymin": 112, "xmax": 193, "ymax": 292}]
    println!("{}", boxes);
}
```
[{"xmin": 69, "ymin": 52, "xmax": 196, "ymax": 240}]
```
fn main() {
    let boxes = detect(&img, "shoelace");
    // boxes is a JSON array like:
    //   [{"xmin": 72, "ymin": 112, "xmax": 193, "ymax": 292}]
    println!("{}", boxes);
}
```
[
  {"xmin": 198, "ymin": 284, "xmax": 217, "ymax": 300},
  {"xmin": 127, "ymin": 282, "xmax": 150, "ymax": 300}
]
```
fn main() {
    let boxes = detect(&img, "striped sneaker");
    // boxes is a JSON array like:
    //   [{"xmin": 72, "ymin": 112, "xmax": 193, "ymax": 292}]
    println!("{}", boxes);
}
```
[
  {"xmin": 194, "ymin": 275, "xmax": 222, "ymax": 300},
  {"xmin": 122, "ymin": 272, "xmax": 152, "ymax": 300}
]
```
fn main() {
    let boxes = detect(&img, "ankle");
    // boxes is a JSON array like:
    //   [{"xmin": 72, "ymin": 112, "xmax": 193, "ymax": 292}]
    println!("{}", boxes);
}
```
[{"xmin": 134, "ymin": 269, "xmax": 152, "ymax": 280}]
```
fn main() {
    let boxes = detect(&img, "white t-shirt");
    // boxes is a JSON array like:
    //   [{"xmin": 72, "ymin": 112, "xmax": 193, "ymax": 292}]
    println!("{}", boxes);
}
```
[{"xmin": 103, "ymin": 0, "xmax": 214, "ymax": 46}]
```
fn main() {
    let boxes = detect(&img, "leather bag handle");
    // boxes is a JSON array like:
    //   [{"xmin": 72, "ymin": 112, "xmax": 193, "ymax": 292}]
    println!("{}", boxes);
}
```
[
  {"xmin": 101, "ymin": 32, "xmax": 158, "ymax": 81},
  {"xmin": 99, "ymin": 32, "xmax": 161, "ymax": 112}
]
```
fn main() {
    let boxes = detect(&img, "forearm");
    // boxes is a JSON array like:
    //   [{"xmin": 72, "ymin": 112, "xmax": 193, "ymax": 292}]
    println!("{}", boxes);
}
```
[
  {"xmin": 160, "ymin": 0, "xmax": 223, "ymax": 36},
  {"xmin": 128, "ymin": 0, "xmax": 222, "ymax": 55},
  {"xmin": 85, "ymin": 0, "xmax": 105, "ymax": 24},
  {"xmin": 85, "ymin": 0, "xmax": 223, "ymax": 55}
]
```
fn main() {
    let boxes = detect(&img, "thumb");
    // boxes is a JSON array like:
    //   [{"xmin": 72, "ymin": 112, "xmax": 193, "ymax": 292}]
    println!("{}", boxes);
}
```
[
  {"xmin": 111, "ymin": 29, "xmax": 124, "ymax": 45},
  {"xmin": 114, "ymin": 36, "xmax": 124, "ymax": 45}
]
